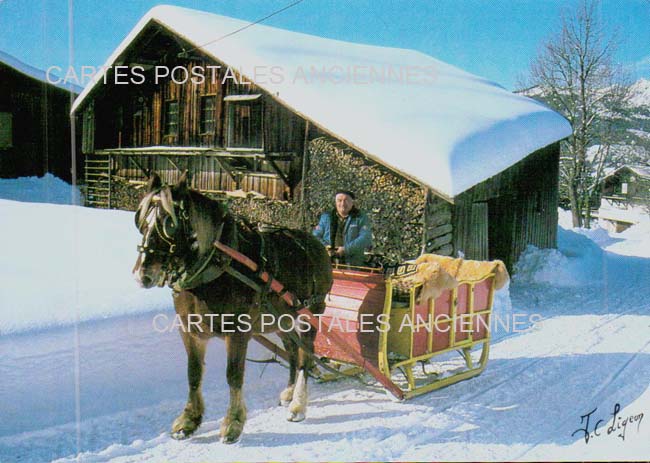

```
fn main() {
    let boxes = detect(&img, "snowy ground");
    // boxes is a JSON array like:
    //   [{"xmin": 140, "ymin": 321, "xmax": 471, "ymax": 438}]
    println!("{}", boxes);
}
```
[{"xmin": 0, "ymin": 177, "xmax": 648, "ymax": 462}]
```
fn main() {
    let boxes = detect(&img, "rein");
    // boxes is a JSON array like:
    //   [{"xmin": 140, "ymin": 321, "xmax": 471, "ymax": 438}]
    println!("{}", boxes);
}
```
[{"xmin": 212, "ymin": 239, "xmax": 405, "ymax": 400}]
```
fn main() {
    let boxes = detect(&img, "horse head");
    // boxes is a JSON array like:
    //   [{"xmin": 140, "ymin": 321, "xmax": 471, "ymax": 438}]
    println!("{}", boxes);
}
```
[
  {"xmin": 133, "ymin": 171, "xmax": 230, "ymax": 290},
  {"xmin": 132, "ymin": 171, "xmax": 193, "ymax": 288}
]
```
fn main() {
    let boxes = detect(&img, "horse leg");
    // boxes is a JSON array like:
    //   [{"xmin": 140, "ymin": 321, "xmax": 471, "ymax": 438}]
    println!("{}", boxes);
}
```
[
  {"xmin": 279, "ymin": 332, "xmax": 298, "ymax": 406},
  {"xmin": 287, "ymin": 319, "xmax": 317, "ymax": 422},
  {"xmin": 171, "ymin": 332, "xmax": 207, "ymax": 439},
  {"xmin": 220, "ymin": 334, "xmax": 249, "ymax": 444}
]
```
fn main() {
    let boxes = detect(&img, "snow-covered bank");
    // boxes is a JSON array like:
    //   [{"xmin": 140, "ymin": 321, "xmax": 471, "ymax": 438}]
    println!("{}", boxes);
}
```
[
  {"xmin": 0, "ymin": 199, "xmax": 170, "ymax": 333},
  {"xmin": 0, "ymin": 174, "xmax": 81, "ymax": 205},
  {"xmin": 514, "ymin": 227, "xmax": 606, "ymax": 287}
]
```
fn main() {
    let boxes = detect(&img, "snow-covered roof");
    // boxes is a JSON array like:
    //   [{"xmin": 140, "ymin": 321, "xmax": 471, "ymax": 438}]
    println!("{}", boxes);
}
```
[
  {"xmin": 605, "ymin": 165, "xmax": 650, "ymax": 180},
  {"xmin": 71, "ymin": 5, "xmax": 572, "ymax": 199},
  {"xmin": 630, "ymin": 165, "xmax": 650, "ymax": 178},
  {"xmin": 0, "ymin": 50, "xmax": 83, "ymax": 94}
]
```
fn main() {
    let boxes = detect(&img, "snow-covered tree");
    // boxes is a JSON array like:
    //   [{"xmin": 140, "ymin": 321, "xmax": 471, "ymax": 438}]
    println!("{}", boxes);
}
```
[{"xmin": 526, "ymin": 0, "xmax": 630, "ymax": 227}]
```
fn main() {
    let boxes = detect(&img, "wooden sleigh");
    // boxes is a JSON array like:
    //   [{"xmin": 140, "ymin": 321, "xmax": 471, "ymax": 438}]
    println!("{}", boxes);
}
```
[
  {"xmin": 311, "ymin": 263, "xmax": 496, "ymax": 399},
  {"xmin": 251, "ymin": 256, "xmax": 502, "ymax": 400}
]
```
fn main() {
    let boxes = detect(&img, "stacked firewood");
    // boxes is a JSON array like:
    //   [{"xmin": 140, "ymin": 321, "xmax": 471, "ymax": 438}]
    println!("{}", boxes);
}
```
[
  {"xmin": 110, "ymin": 177, "xmax": 145, "ymax": 211},
  {"xmin": 227, "ymin": 197, "xmax": 301, "ymax": 229},
  {"xmin": 305, "ymin": 137, "xmax": 425, "ymax": 263}
]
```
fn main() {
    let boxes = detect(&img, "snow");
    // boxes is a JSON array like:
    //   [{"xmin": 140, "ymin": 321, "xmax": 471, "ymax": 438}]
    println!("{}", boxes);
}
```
[
  {"xmin": 0, "ymin": 50, "xmax": 83, "ymax": 93},
  {"xmin": 514, "ymin": 227, "xmax": 606, "ymax": 287},
  {"xmin": 603, "ymin": 164, "xmax": 650, "ymax": 180},
  {"xmin": 0, "ymin": 173, "xmax": 81, "ymax": 205},
  {"xmin": 0, "ymin": 193, "xmax": 169, "ymax": 334},
  {"xmin": 1, "ymin": 178, "xmax": 649, "ymax": 462},
  {"xmin": 629, "ymin": 78, "xmax": 650, "ymax": 108},
  {"xmin": 599, "ymin": 199, "xmax": 650, "ymax": 226},
  {"xmin": 70, "ymin": 5, "xmax": 572, "ymax": 199}
]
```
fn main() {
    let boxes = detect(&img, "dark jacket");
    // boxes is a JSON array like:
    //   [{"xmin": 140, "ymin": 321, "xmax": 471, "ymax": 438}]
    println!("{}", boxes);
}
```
[{"xmin": 312, "ymin": 207, "xmax": 372, "ymax": 266}]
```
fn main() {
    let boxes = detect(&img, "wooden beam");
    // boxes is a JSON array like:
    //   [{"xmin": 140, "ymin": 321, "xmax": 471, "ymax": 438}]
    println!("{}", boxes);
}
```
[
  {"xmin": 267, "ymin": 158, "xmax": 291, "ymax": 188},
  {"xmin": 96, "ymin": 148, "xmax": 295, "ymax": 160},
  {"xmin": 425, "ymin": 223, "xmax": 453, "ymax": 240},
  {"xmin": 213, "ymin": 156, "xmax": 237, "ymax": 184},
  {"xmin": 421, "ymin": 187, "xmax": 428, "ymax": 254},
  {"xmin": 301, "ymin": 120, "xmax": 310, "ymax": 226},
  {"xmin": 165, "ymin": 156, "xmax": 182, "ymax": 174},
  {"xmin": 252, "ymin": 335, "xmax": 290, "ymax": 363},
  {"xmin": 126, "ymin": 155, "xmax": 149, "ymax": 177}
]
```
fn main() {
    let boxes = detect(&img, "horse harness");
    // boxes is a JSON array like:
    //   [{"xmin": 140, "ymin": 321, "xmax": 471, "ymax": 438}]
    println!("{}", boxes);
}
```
[
  {"xmin": 134, "ymin": 191, "xmax": 347, "ymax": 375},
  {"xmin": 135, "ymin": 190, "xmax": 323, "ymax": 310}
]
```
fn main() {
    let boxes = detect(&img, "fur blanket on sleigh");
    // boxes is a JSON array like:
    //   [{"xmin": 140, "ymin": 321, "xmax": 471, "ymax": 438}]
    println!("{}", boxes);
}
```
[{"xmin": 392, "ymin": 254, "xmax": 510, "ymax": 303}]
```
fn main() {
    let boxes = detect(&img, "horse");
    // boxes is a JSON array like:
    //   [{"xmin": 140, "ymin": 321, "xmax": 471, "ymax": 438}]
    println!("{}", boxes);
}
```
[{"xmin": 132, "ymin": 172, "xmax": 333, "ymax": 443}]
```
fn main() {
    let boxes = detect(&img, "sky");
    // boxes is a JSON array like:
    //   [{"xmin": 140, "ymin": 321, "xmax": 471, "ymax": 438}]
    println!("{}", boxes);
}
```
[{"xmin": 0, "ymin": 0, "xmax": 649, "ymax": 90}]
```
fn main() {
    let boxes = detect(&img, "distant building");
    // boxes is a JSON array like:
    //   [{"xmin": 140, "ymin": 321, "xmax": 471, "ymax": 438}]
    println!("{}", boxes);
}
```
[
  {"xmin": 598, "ymin": 165, "xmax": 650, "ymax": 232},
  {"xmin": 0, "ymin": 51, "xmax": 82, "ymax": 182}
]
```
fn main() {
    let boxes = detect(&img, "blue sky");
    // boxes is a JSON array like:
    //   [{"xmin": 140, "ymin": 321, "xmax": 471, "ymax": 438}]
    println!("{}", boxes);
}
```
[{"xmin": 0, "ymin": 0, "xmax": 649, "ymax": 90}]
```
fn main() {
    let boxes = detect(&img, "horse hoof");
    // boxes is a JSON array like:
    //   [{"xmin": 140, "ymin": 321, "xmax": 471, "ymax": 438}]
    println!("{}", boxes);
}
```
[
  {"xmin": 279, "ymin": 386, "xmax": 294, "ymax": 406},
  {"xmin": 220, "ymin": 422, "xmax": 244, "ymax": 444},
  {"xmin": 171, "ymin": 429, "xmax": 191, "ymax": 440},
  {"xmin": 171, "ymin": 413, "xmax": 201, "ymax": 440},
  {"xmin": 221, "ymin": 434, "xmax": 240, "ymax": 445},
  {"xmin": 287, "ymin": 411, "xmax": 305, "ymax": 422}
]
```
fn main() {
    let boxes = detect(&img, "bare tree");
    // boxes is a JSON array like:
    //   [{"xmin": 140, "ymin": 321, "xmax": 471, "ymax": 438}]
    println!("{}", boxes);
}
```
[{"xmin": 527, "ymin": 0, "xmax": 629, "ymax": 227}]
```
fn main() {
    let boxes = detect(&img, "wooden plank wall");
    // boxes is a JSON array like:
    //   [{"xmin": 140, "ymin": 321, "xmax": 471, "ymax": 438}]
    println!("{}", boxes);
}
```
[
  {"xmin": 92, "ymin": 60, "xmax": 306, "ymax": 155},
  {"xmin": 422, "ymin": 189, "xmax": 454, "ymax": 256},
  {"xmin": 452, "ymin": 143, "xmax": 560, "ymax": 270}
]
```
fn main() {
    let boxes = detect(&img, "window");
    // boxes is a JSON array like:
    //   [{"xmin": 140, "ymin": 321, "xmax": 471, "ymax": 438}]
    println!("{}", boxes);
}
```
[
  {"xmin": 199, "ymin": 96, "xmax": 216, "ymax": 134},
  {"xmin": 621, "ymin": 182, "xmax": 628, "ymax": 195},
  {"xmin": 225, "ymin": 94, "xmax": 263, "ymax": 149},
  {"xmin": 164, "ymin": 101, "xmax": 179, "ymax": 136},
  {"xmin": 133, "ymin": 98, "xmax": 145, "ymax": 147},
  {"xmin": 0, "ymin": 112, "xmax": 13, "ymax": 149}
]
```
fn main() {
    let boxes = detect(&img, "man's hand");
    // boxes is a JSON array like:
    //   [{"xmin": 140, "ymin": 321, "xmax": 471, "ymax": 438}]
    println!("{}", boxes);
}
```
[{"xmin": 326, "ymin": 246, "xmax": 345, "ymax": 258}]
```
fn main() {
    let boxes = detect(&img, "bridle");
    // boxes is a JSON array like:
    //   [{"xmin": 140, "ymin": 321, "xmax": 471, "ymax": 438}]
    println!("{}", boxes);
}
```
[
  {"xmin": 135, "ymin": 197, "xmax": 185, "ymax": 256},
  {"xmin": 133, "ymin": 187, "xmax": 189, "ymax": 285},
  {"xmin": 133, "ymin": 187, "xmax": 228, "ymax": 290}
]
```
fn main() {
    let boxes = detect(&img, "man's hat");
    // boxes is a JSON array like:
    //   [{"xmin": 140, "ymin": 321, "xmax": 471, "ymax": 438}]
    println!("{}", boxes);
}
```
[{"xmin": 334, "ymin": 189, "xmax": 355, "ymax": 200}]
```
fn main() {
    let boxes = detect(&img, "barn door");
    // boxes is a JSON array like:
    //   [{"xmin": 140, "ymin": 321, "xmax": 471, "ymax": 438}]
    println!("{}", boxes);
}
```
[
  {"xmin": 488, "ymin": 195, "xmax": 515, "ymax": 269},
  {"xmin": 468, "ymin": 202, "xmax": 489, "ymax": 261}
]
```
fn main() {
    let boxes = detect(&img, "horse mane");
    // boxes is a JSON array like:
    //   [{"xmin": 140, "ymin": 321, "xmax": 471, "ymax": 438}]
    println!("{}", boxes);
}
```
[
  {"xmin": 182, "ymin": 189, "xmax": 230, "ymax": 255},
  {"xmin": 140, "ymin": 182, "xmax": 293, "ymax": 258}
]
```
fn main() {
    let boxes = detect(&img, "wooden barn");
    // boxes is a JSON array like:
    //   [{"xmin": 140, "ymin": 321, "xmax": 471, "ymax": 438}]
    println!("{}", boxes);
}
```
[
  {"xmin": 0, "ymin": 51, "xmax": 82, "ymax": 182},
  {"xmin": 71, "ymin": 6, "xmax": 571, "ymax": 270},
  {"xmin": 597, "ymin": 165, "xmax": 650, "ymax": 232}
]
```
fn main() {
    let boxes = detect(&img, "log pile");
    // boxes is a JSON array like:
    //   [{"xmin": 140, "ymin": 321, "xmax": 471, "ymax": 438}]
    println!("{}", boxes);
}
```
[
  {"xmin": 110, "ymin": 177, "xmax": 145, "ymax": 211},
  {"xmin": 227, "ymin": 196, "xmax": 300, "ymax": 229}
]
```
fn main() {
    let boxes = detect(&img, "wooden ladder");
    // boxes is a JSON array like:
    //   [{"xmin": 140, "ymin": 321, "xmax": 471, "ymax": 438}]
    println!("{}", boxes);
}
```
[{"xmin": 84, "ymin": 154, "xmax": 111, "ymax": 208}]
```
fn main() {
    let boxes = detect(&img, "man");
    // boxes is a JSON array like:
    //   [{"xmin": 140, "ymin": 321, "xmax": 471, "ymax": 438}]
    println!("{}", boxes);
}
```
[{"xmin": 313, "ymin": 190, "xmax": 372, "ymax": 267}]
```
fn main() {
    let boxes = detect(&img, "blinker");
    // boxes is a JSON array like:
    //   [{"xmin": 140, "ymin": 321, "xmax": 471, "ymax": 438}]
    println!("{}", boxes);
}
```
[{"xmin": 162, "ymin": 214, "xmax": 178, "ymax": 239}]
